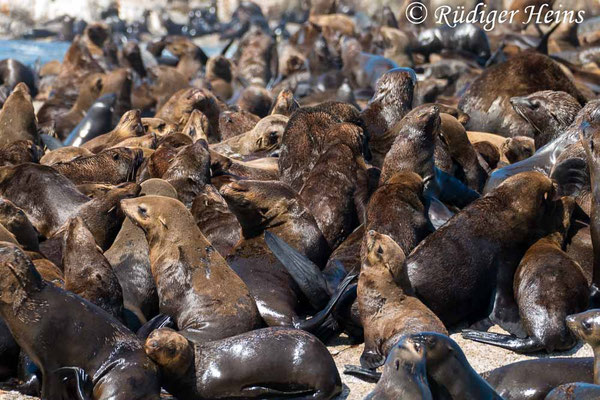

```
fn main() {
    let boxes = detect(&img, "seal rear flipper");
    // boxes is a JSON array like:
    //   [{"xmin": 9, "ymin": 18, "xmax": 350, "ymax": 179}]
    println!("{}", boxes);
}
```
[
  {"xmin": 265, "ymin": 231, "xmax": 330, "ymax": 310},
  {"xmin": 294, "ymin": 272, "xmax": 358, "ymax": 333},
  {"xmin": 433, "ymin": 167, "xmax": 480, "ymax": 208},
  {"xmin": 550, "ymin": 158, "xmax": 588, "ymax": 197},
  {"xmin": 343, "ymin": 365, "xmax": 381, "ymax": 383},
  {"xmin": 425, "ymin": 196, "xmax": 454, "ymax": 230},
  {"xmin": 360, "ymin": 350, "xmax": 385, "ymax": 370},
  {"xmin": 44, "ymin": 367, "xmax": 93, "ymax": 400},
  {"xmin": 461, "ymin": 330, "xmax": 544, "ymax": 353},
  {"xmin": 137, "ymin": 314, "xmax": 174, "ymax": 339}
]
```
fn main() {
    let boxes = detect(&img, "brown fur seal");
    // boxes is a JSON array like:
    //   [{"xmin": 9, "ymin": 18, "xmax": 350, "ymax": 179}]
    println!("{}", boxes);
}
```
[
  {"xmin": 145, "ymin": 327, "xmax": 342, "ymax": 400},
  {"xmin": 162, "ymin": 139, "xmax": 211, "ymax": 208},
  {"xmin": 299, "ymin": 125, "xmax": 369, "ymax": 249},
  {"xmin": 164, "ymin": 36, "xmax": 207, "ymax": 81},
  {"xmin": 141, "ymin": 117, "xmax": 177, "ymax": 137},
  {"xmin": 566, "ymin": 309, "xmax": 600, "ymax": 384},
  {"xmin": 341, "ymin": 37, "xmax": 398, "ymax": 90},
  {"xmin": 205, "ymin": 55, "xmax": 233, "ymax": 101},
  {"xmin": 234, "ymin": 26, "xmax": 277, "ymax": 87},
  {"xmin": 0, "ymin": 242, "xmax": 160, "ymax": 399},
  {"xmin": 218, "ymin": 109, "xmax": 260, "ymax": 141},
  {"xmin": 501, "ymin": 136, "xmax": 535, "ymax": 164},
  {"xmin": 221, "ymin": 180, "xmax": 329, "ymax": 326},
  {"xmin": 82, "ymin": 109, "xmax": 145, "ymax": 153},
  {"xmin": 473, "ymin": 141, "xmax": 501, "ymax": 170},
  {"xmin": 180, "ymin": 109, "xmax": 209, "ymax": 143},
  {"xmin": 40, "ymin": 146, "xmax": 93, "ymax": 166},
  {"xmin": 210, "ymin": 151, "xmax": 279, "ymax": 181},
  {"xmin": 271, "ymin": 89, "xmax": 299, "ymax": 117},
  {"xmin": 380, "ymin": 105, "xmax": 440, "ymax": 185},
  {"xmin": 511, "ymin": 90, "xmax": 582, "ymax": 149},
  {"xmin": 361, "ymin": 67, "xmax": 416, "ymax": 167},
  {"xmin": 146, "ymin": 65, "xmax": 188, "ymax": 111},
  {"xmin": 236, "ymin": 85, "xmax": 273, "ymax": 118},
  {"xmin": 62, "ymin": 216, "xmax": 124, "ymax": 320},
  {"xmin": 211, "ymin": 114, "xmax": 288, "ymax": 159},
  {"xmin": 463, "ymin": 198, "xmax": 589, "ymax": 352},
  {"xmin": 460, "ymin": 53, "xmax": 586, "ymax": 137},
  {"xmin": 0, "ymin": 198, "xmax": 39, "ymax": 252},
  {"xmin": 0, "ymin": 140, "xmax": 42, "ymax": 167},
  {"xmin": 365, "ymin": 335, "xmax": 432, "ymax": 400},
  {"xmin": 0, "ymin": 83, "xmax": 39, "ymax": 146},
  {"xmin": 121, "ymin": 195, "xmax": 261, "ymax": 341},
  {"xmin": 51, "ymin": 147, "xmax": 143, "ymax": 185},
  {"xmin": 104, "ymin": 179, "xmax": 177, "ymax": 326},
  {"xmin": 358, "ymin": 231, "xmax": 446, "ymax": 369},
  {"xmin": 190, "ymin": 184, "xmax": 241, "ymax": 257},
  {"xmin": 405, "ymin": 171, "xmax": 564, "ymax": 331}
]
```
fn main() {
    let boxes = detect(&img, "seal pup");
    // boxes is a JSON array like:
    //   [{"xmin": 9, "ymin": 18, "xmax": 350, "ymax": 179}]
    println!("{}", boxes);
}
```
[
  {"xmin": 358, "ymin": 231, "xmax": 446, "ymax": 369},
  {"xmin": 364, "ymin": 335, "xmax": 432, "ymax": 400},
  {"xmin": 0, "ymin": 242, "xmax": 160, "ymax": 400},
  {"xmin": 51, "ymin": 147, "xmax": 143, "ymax": 185},
  {"xmin": 105, "ymin": 179, "xmax": 177, "ymax": 326},
  {"xmin": 62, "ymin": 216, "xmax": 124, "ymax": 320},
  {"xmin": 511, "ymin": 90, "xmax": 582, "ymax": 149},
  {"xmin": 121, "ymin": 195, "xmax": 262, "ymax": 341},
  {"xmin": 0, "ymin": 83, "xmax": 39, "ymax": 147},
  {"xmin": 145, "ymin": 327, "xmax": 342, "ymax": 400},
  {"xmin": 221, "ymin": 179, "xmax": 329, "ymax": 327}
]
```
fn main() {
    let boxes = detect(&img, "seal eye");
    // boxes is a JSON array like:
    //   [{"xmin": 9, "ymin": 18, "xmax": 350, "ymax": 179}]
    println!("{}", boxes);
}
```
[
  {"xmin": 138, "ymin": 206, "xmax": 148, "ymax": 218},
  {"xmin": 377, "ymin": 245, "xmax": 384, "ymax": 255},
  {"xmin": 531, "ymin": 100, "xmax": 540, "ymax": 110},
  {"xmin": 113, "ymin": 153, "xmax": 120, "ymax": 161},
  {"xmin": 268, "ymin": 131, "xmax": 279, "ymax": 144},
  {"xmin": 583, "ymin": 321, "xmax": 592, "ymax": 331}
]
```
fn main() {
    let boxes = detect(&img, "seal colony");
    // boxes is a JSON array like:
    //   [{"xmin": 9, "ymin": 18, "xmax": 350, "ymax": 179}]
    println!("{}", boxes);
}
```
[{"xmin": 2, "ymin": 0, "xmax": 600, "ymax": 399}]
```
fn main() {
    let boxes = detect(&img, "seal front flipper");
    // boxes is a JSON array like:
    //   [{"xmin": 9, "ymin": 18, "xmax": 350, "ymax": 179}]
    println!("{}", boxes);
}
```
[
  {"xmin": 461, "ymin": 330, "xmax": 543, "ymax": 353},
  {"xmin": 425, "ymin": 196, "xmax": 454, "ymax": 230},
  {"xmin": 265, "ymin": 231, "xmax": 330, "ymax": 309},
  {"xmin": 44, "ymin": 367, "xmax": 93, "ymax": 400},
  {"xmin": 550, "ymin": 158, "xmax": 588, "ymax": 197},
  {"xmin": 360, "ymin": 350, "xmax": 386, "ymax": 370},
  {"xmin": 137, "ymin": 314, "xmax": 174, "ymax": 339},
  {"xmin": 343, "ymin": 365, "xmax": 382, "ymax": 383},
  {"xmin": 433, "ymin": 167, "xmax": 480, "ymax": 208},
  {"xmin": 294, "ymin": 272, "xmax": 358, "ymax": 333}
]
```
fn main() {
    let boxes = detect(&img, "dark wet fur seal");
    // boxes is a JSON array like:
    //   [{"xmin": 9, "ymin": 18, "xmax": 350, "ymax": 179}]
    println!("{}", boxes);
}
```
[
  {"xmin": 0, "ymin": 242, "xmax": 160, "ymax": 399},
  {"xmin": 463, "ymin": 199, "xmax": 590, "ymax": 353},
  {"xmin": 62, "ymin": 216, "xmax": 124, "ymax": 320},
  {"xmin": 364, "ymin": 335, "xmax": 432, "ymax": 400},
  {"xmin": 485, "ymin": 357, "xmax": 594, "ymax": 400},
  {"xmin": 361, "ymin": 67, "xmax": 416, "ymax": 167},
  {"xmin": 190, "ymin": 184, "xmax": 241, "ymax": 257},
  {"xmin": 405, "ymin": 172, "xmax": 563, "ymax": 331},
  {"xmin": 511, "ymin": 90, "xmax": 582, "ymax": 149},
  {"xmin": 121, "ymin": 195, "xmax": 261, "ymax": 341},
  {"xmin": 145, "ymin": 327, "xmax": 342, "ymax": 400},
  {"xmin": 81, "ymin": 108, "xmax": 144, "ymax": 153},
  {"xmin": 460, "ymin": 53, "xmax": 586, "ymax": 137},
  {"xmin": 51, "ymin": 147, "xmax": 143, "ymax": 185},
  {"xmin": 221, "ymin": 179, "xmax": 329, "ymax": 327},
  {"xmin": 412, "ymin": 24, "xmax": 491, "ymax": 62},
  {"xmin": 358, "ymin": 231, "xmax": 446, "ymax": 369},
  {"xmin": 546, "ymin": 382, "xmax": 600, "ymax": 399},
  {"xmin": 0, "ymin": 59, "xmax": 37, "ymax": 97},
  {"xmin": 63, "ymin": 93, "xmax": 117, "ymax": 147}
]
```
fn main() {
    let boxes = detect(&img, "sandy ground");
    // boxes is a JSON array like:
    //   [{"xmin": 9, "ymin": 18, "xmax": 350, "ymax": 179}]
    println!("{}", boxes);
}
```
[{"xmin": 1, "ymin": 325, "xmax": 593, "ymax": 400}]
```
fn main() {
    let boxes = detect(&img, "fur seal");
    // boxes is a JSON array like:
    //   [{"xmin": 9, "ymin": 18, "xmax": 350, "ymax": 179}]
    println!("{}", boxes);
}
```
[
  {"xmin": 104, "ymin": 179, "xmax": 177, "ymax": 326},
  {"xmin": 62, "ymin": 216, "xmax": 124, "ymax": 320},
  {"xmin": 405, "ymin": 171, "xmax": 563, "ymax": 331},
  {"xmin": 361, "ymin": 67, "xmax": 416, "ymax": 167},
  {"xmin": 63, "ymin": 93, "xmax": 117, "ymax": 147},
  {"xmin": 271, "ymin": 88, "xmax": 299, "ymax": 116},
  {"xmin": 0, "ymin": 140, "xmax": 42, "ymax": 167},
  {"xmin": 40, "ymin": 146, "xmax": 93, "ymax": 166},
  {"xmin": 190, "ymin": 184, "xmax": 241, "ymax": 257},
  {"xmin": 460, "ymin": 53, "xmax": 586, "ymax": 137},
  {"xmin": 546, "ymin": 383, "xmax": 600, "ymax": 399},
  {"xmin": 463, "ymin": 199, "xmax": 589, "ymax": 352},
  {"xmin": 81, "ymin": 109, "xmax": 144, "ymax": 153},
  {"xmin": 234, "ymin": 26, "xmax": 277, "ymax": 87},
  {"xmin": 472, "ymin": 141, "xmax": 501, "ymax": 170},
  {"xmin": 364, "ymin": 335, "xmax": 432, "ymax": 400},
  {"xmin": 162, "ymin": 139, "xmax": 211, "ymax": 208},
  {"xmin": 501, "ymin": 136, "xmax": 535, "ymax": 164},
  {"xmin": 236, "ymin": 85, "xmax": 273, "ymax": 118},
  {"xmin": 0, "ymin": 198, "xmax": 39, "ymax": 252},
  {"xmin": 209, "ymin": 151, "xmax": 279, "ymax": 181},
  {"xmin": 51, "ymin": 147, "xmax": 143, "ymax": 185},
  {"xmin": 511, "ymin": 90, "xmax": 582, "ymax": 149},
  {"xmin": 145, "ymin": 327, "xmax": 342, "ymax": 400},
  {"xmin": 218, "ymin": 110, "xmax": 260, "ymax": 141},
  {"xmin": 0, "ymin": 83, "xmax": 39, "ymax": 147},
  {"xmin": 358, "ymin": 231, "xmax": 446, "ymax": 369},
  {"xmin": 340, "ymin": 37, "xmax": 398, "ymax": 90},
  {"xmin": 411, "ymin": 24, "xmax": 491, "ymax": 62},
  {"xmin": 0, "ymin": 59, "xmax": 36, "ymax": 97},
  {"xmin": 221, "ymin": 179, "xmax": 329, "ymax": 327},
  {"xmin": 121, "ymin": 195, "xmax": 262, "ymax": 341},
  {"xmin": 0, "ymin": 242, "xmax": 160, "ymax": 399}
]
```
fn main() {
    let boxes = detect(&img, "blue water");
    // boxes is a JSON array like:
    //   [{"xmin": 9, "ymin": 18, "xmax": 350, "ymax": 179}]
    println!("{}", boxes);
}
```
[{"xmin": 0, "ymin": 39, "xmax": 71, "ymax": 66}]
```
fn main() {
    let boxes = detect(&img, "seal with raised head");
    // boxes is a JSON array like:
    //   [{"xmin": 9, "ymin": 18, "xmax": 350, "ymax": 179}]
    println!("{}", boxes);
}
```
[
  {"xmin": 0, "ymin": 242, "xmax": 160, "ymax": 399},
  {"xmin": 145, "ymin": 327, "xmax": 342, "ymax": 400},
  {"xmin": 0, "ymin": 83, "xmax": 39, "ymax": 147},
  {"xmin": 81, "ymin": 109, "xmax": 144, "ymax": 153},
  {"xmin": 358, "ymin": 230, "xmax": 446, "ymax": 369},
  {"xmin": 121, "ymin": 195, "xmax": 262, "ymax": 341}
]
